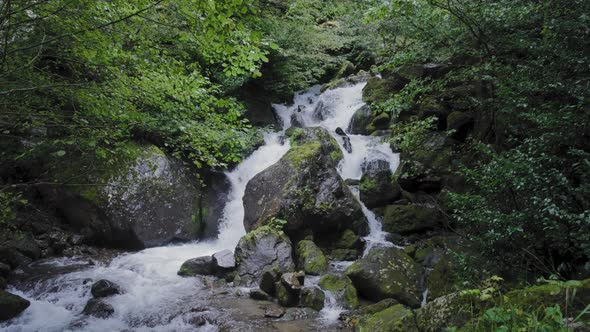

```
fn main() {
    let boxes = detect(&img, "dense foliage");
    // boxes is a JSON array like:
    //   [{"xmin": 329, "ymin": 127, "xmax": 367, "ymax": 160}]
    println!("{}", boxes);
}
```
[{"xmin": 367, "ymin": 0, "xmax": 590, "ymax": 278}]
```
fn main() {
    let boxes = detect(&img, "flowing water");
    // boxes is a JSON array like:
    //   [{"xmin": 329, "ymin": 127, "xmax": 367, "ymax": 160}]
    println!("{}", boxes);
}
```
[{"xmin": 2, "ymin": 80, "xmax": 399, "ymax": 331}]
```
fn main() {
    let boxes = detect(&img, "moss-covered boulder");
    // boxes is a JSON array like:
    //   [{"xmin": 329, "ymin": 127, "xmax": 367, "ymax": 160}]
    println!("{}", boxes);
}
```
[
  {"xmin": 296, "ymin": 240, "xmax": 328, "ymax": 275},
  {"xmin": 233, "ymin": 227, "xmax": 295, "ymax": 287},
  {"xmin": 362, "ymin": 75, "xmax": 408, "ymax": 105},
  {"xmin": 381, "ymin": 204, "xmax": 441, "ymax": 235},
  {"xmin": 356, "ymin": 304, "xmax": 418, "ymax": 332},
  {"xmin": 505, "ymin": 279, "xmax": 590, "ymax": 312},
  {"xmin": 319, "ymin": 273, "xmax": 360, "ymax": 309},
  {"xmin": 346, "ymin": 247, "xmax": 421, "ymax": 307},
  {"xmin": 0, "ymin": 290, "xmax": 30, "ymax": 321},
  {"xmin": 366, "ymin": 112, "xmax": 391, "ymax": 133},
  {"xmin": 299, "ymin": 287, "xmax": 325, "ymax": 311},
  {"xmin": 42, "ymin": 142, "xmax": 230, "ymax": 249},
  {"xmin": 347, "ymin": 105, "xmax": 374, "ymax": 135},
  {"xmin": 415, "ymin": 292, "xmax": 480, "ymax": 331},
  {"xmin": 359, "ymin": 159, "xmax": 401, "ymax": 208},
  {"xmin": 243, "ymin": 127, "xmax": 368, "ymax": 239}
]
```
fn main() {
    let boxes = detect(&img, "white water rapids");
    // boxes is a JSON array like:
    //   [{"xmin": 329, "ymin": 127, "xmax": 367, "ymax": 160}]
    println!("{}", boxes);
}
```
[{"xmin": 1, "ymin": 81, "xmax": 399, "ymax": 331}]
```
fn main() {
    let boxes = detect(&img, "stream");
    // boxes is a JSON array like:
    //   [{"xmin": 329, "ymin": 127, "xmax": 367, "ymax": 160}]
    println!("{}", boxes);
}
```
[{"xmin": 1, "ymin": 81, "xmax": 399, "ymax": 332}]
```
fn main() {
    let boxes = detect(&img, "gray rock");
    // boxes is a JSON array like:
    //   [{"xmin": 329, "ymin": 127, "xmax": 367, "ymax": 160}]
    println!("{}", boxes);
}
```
[
  {"xmin": 359, "ymin": 159, "xmax": 401, "ymax": 208},
  {"xmin": 264, "ymin": 305, "xmax": 286, "ymax": 318},
  {"xmin": 280, "ymin": 272, "xmax": 305, "ymax": 292},
  {"xmin": 233, "ymin": 228, "xmax": 295, "ymax": 287},
  {"xmin": 178, "ymin": 256, "xmax": 214, "ymax": 277},
  {"xmin": 91, "ymin": 279, "xmax": 122, "ymax": 298},
  {"xmin": 299, "ymin": 287, "xmax": 325, "ymax": 311},
  {"xmin": 259, "ymin": 270, "xmax": 279, "ymax": 295},
  {"xmin": 82, "ymin": 298, "xmax": 114, "ymax": 318},
  {"xmin": 243, "ymin": 127, "xmax": 368, "ymax": 237},
  {"xmin": 249, "ymin": 288, "xmax": 271, "ymax": 301},
  {"xmin": 212, "ymin": 250, "xmax": 235, "ymax": 270},
  {"xmin": 0, "ymin": 290, "xmax": 30, "ymax": 321},
  {"xmin": 348, "ymin": 105, "xmax": 373, "ymax": 135}
]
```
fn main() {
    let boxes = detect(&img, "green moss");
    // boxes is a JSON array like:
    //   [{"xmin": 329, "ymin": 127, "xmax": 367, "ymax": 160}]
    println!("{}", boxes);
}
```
[
  {"xmin": 296, "ymin": 240, "xmax": 328, "ymax": 275},
  {"xmin": 319, "ymin": 273, "xmax": 359, "ymax": 309},
  {"xmin": 359, "ymin": 177, "xmax": 377, "ymax": 192},
  {"xmin": 285, "ymin": 141, "xmax": 322, "ymax": 167},
  {"xmin": 335, "ymin": 229, "xmax": 359, "ymax": 249},
  {"xmin": 357, "ymin": 304, "xmax": 418, "ymax": 332},
  {"xmin": 330, "ymin": 149, "xmax": 344, "ymax": 163}
]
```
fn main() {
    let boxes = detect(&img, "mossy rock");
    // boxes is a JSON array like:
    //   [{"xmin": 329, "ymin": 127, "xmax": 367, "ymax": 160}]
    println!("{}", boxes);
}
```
[
  {"xmin": 415, "ymin": 292, "xmax": 480, "ymax": 331},
  {"xmin": 299, "ymin": 287, "xmax": 325, "ymax": 311},
  {"xmin": 319, "ymin": 273, "xmax": 360, "ymax": 309},
  {"xmin": 335, "ymin": 229, "xmax": 360, "ymax": 249},
  {"xmin": 348, "ymin": 105, "xmax": 374, "ymax": 135},
  {"xmin": 346, "ymin": 247, "xmax": 421, "ymax": 307},
  {"xmin": 0, "ymin": 290, "xmax": 30, "ymax": 321},
  {"xmin": 296, "ymin": 240, "xmax": 328, "ymax": 276},
  {"xmin": 367, "ymin": 112, "xmax": 391, "ymax": 133},
  {"xmin": 381, "ymin": 204, "xmax": 441, "ymax": 235},
  {"xmin": 505, "ymin": 279, "xmax": 590, "ymax": 312},
  {"xmin": 356, "ymin": 304, "xmax": 418, "ymax": 332},
  {"xmin": 362, "ymin": 75, "xmax": 408, "ymax": 105}
]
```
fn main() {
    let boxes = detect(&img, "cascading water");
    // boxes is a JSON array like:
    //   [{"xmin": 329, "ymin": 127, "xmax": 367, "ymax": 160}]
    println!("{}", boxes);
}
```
[
  {"xmin": 1, "ymin": 132, "xmax": 290, "ymax": 332},
  {"xmin": 2, "ymin": 79, "xmax": 400, "ymax": 331}
]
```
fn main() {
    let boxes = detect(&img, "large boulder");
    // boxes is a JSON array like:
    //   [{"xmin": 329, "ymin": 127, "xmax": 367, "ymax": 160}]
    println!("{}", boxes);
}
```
[
  {"xmin": 356, "ymin": 304, "xmax": 418, "ymax": 332},
  {"xmin": 414, "ymin": 292, "xmax": 480, "ymax": 331},
  {"xmin": 295, "ymin": 240, "xmax": 328, "ymax": 276},
  {"xmin": 42, "ymin": 142, "xmax": 230, "ymax": 249},
  {"xmin": 381, "ymin": 205, "xmax": 441, "ymax": 235},
  {"xmin": 346, "ymin": 247, "xmax": 421, "ymax": 307},
  {"xmin": 347, "ymin": 105, "xmax": 373, "ymax": 135},
  {"xmin": 82, "ymin": 298, "xmax": 114, "ymax": 319},
  {"xmin": 243, "ymin": 127, "xmax": 368, "ymax": 239},
  {"xmin": 0, "ymin": 290, "xmax": 30, "ymax": 321},
  {"xmin": 233, "ymin": 227, "xmax": 295, "ymax": 287},
  {"xmin": 299, "ymin": 287, "xmax": 325, "ymax": 311},
  {"xmin": 359, "ymin": 159, "xmax": 401, "ymax": 208},
  {"xmin": 362, "ymin": 75, "xmax": 409, "ymax": 105},
  {"xmin": 319, "ymin": 273, "xmax": 360, "ymax": 309},
  {"xmin": 178, "ymin": 256, "xmax": 214, "ymax": 277}
]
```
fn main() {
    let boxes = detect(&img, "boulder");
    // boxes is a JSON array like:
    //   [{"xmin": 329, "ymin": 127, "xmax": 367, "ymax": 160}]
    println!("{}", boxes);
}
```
[
  {"xmin": 276, "ymin": 281, "xmax": 298, "ymax": 307},
  {"xmin": 295, "ymin": 240, "xmax": 328, "ymax": 276},
  {"xmin": 359, "ymin": 159, "xmax": 401, "ymax": 208},
  {"xmin": 381, "ymin": 205, "xmax": 441, "ymax": 235},
  {"xmin": 91, "ymin": 279, "xmax": 122, "ymax": 298},
  {"xmin": 212, "ymin": 249, "xmax": 236, "ymax": 278},
  {"xmin": 318, "ymin": 273, "xmax": 359, "ymax": 309},
  {"xmin": 367, "ymin": 112, "xmax": 391, "ymax": 132},
  {"xmin": 233, "ymin": 227, "xmax": 295, "ymax": 287},
  {"xmin": 0, "ymin": 246, "xmax": 32, "ymax": 268},
  {"xmin": 249, "ymin": 288, "xmax": 271, "ymax": 301},
  {"xmin": 82, "ymin": 298, "xmax": 114, "ymax": 319},
  {"xmin": 347, "ymin": 105, "xmax": 373, "ymax": 135},
  {"xmin": 0, "ymin": 290, "xmax": 30, "ymax": 321},
  {"xmin": 346, "ymin": 247, "xmax": 421, "ymax": 307},
  {"xmin": 178, "ymin": 256, "xmax": 214, "ymax": 277},
  {"xmin": 446, "ymin": 111, "xmax": 474, "ymax": 141},
  {"xmin": 243, "ymin": 127, "xmax": 368, "ymax": 238},
  {"xmin": 259, "ymin": 270, "xmax": 279, "ymax": 296},
  {"xmin": 415, "ymin": 292, "xmax": 479, "ymax": 331},
  {"xmin": 264, "ymin": 305, "xmax": 286, "ymax": 318},
  {"xmin": 356, "ymin": 304, "xmax": 418, "ymax": 332},
  {"xmin": 281, "ymin": 272, "xmax": 305, "ymax": 292},
  {"xmin": 299, "ymin": 287, "xmax": 325, "ymax": 311},
  {"xmin": 362, "ymin": 75, "xmax": 409, "ymax": 105},
  {"xmin": 42, "ymin": 142, "xmax": 231, "ymax": 249}
]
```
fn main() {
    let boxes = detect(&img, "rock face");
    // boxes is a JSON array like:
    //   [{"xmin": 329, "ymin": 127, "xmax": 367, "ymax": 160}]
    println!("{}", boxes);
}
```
[
  {"xmin": 42, "ymin": 142, "xmax": 230, "ymax": 249},
  {"xmin": 359, "ymin": 159, "xmax": 401, "ymax": 208},
  {"xmin": 82, "ymin": 298, "xmax": 114, "ymax": 318},
  {"xmin": 346, "ymin": 247, "xmax": 421, "ymax": 307},
  {"xmin": 233, "ymin": 227, "xmax": 295, "ymax": 287},
  {"xmin": 382, "ymin": 205, "xmax": 441, "ymax": 235},
  {"xmin": 178, "ymin": 256, "xmax": 215, "ymax": 277},
  {"xmin": 0, "ymin": 290, "xmax": 30, "ymax": 321},
  {"xmin": 91, "ymin": 280, "xmax": 122, "ymax": 298},
  {"xmin": 295, "ymin": 240, "xmax": 328, "ymax": 275},
  {"xmin": 243, "ymin": 127, "xmax": 368, "ymax": 239}
]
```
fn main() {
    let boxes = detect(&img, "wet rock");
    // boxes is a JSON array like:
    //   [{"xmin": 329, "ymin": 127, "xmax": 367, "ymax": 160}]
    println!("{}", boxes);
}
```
[
  {"xmin": 415, "ymin": 292, "xmax": 479, "ymax": 331},
  {"xmin": 0, "ymin": 277, "xmax": 6, "ymax": 290},
  {"xmin": 280, "ymin": 307, "xmax": 319, "ymax": 321},
  {"xmin": 346, "ymin": 247, "xmax": 421, "ymax": 307},
  {"xmin": 0, "ymin": 290, "xmax": 30, "ymax": 321},
  {"xmin": 359, "ymin": 159, "xmax": 401, "ymax": 208},
  {"xmin": 299, "ymin": 287, "xmax": 325, "ymax": 311},
  {"xmin": 0, "ymin": 262, "xmax": 10, "ymax": 277},
  {"xmin": 264, "ymin": 305, "xmax": 286, "ymax": 318},
  {"xmin": 312, "ymin": 101, "xmax": 331, "ymax": 121},
  {"xmin": 276, "ymin": 281, "xmax": 298, "ymax": 307},
  {"xmin": 363, "ymin": 75, "xmax": 409, "ymax": 105},
  {"xmin": 446, "ymin": 111, "xmax": 474, "ymax": 141},
  {"xmin": 0, "ymin": 246, "xmax": 32, "ymax": 268},
  {"xmin": 295, "ymin": 240, "xmax": 328, "ymax": 276},
  {"xmin": 259, "ymin": 270, "xmax": 279, "ymax": 296},
  {"xmin": 348, "ymin": 105, "xmax": 373, "ymax": 135},
  {"xmin": 367, "ymin": 112, "xmax": 391, "ymax": 132},
  {"xmin": 290, "ymin": 112, "xmax": 304, "ymax": 128},
  {"xmin": 249, "ymin": 288, "xmax": 271, "ymax": 301},
  {"xmin": 212, "ymin": 249, "xmax": 236, "ymax": 280},
  {"xmin": 382, "ymin": 205, "xmax": 441, "ymax": 235},
  {"xmin": 335, "ymin": 127, "xmax": 346, "ymax": 136},
  {"xmin": 82, "ymin": 298, "xmax": 114, "ymax": 319},
  {"xmin": 233, "ymin": 227, "xmax": 295, "ymax": 287},
  {"xmin": 178, "ymin": 256, "xmax": 215, "ymax": 277},
  {"xmin": 357, "ymin": 304, "xmax": 418, "ymax": 332},
  {"xmin": 91, "ymin": 279, "xmax": 122, "ymax": 298},
  {"xmin": 342, "ymin": 136, "xmax": 352, "ymax": 153},
  {"xmin": 243, "ymin": 127, "xmax": 368, "ymax": 238},
  {"xmin": 10, "ymin": 237, "xmax": 41, "ymax": 260},
  {"xmin": 318, "ymin": 273, "xmax": 359, "ymax": 309},
  {"xmin": 344, "ymin": 178, "xmax": 360, "ymax": 186},
  {"xmin": 280, "ymin": 271, "xmax": 305, "ymax": 293}
]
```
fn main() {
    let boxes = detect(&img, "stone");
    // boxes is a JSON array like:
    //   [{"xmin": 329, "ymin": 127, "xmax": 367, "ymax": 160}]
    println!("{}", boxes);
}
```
[
  {"xmin": 280, "ymin": 272, "xmax": 305, "ymax": 292},
  {"xmin": 0, "ymin": 290, "xmax": 30, "ymax": 321},
  {"xmin": 0, "ymin": 262, "xmax": 10, "ymax": 277},
  {"xmin": 264, "ymin": 305, "xmax": 286, "ymax": 318},
  {"xmin": 0, "ymin": 246, "xmax": 32, "ymax": 268},
  {"xmin": 299, "ymin": 287, "xmax": 325, "ymax": 311},
  {"xmin": 243, "ymin": 127, "xmax": 368, "ymax": 238},
  {"xmin": 346, "ymin": 247, "xmax": 421, "ymax": 307},
  {"xmin": 356, "ymin": 304, "xmax": 418, "ymax": 332},
  {"xmin": 249, "ymin": 288, "xmax": 271, "ymax": 301},
  {"xmin": 91, "ymin": 279, "xmax": 122, "ymax": 298},
  {"xmin": 178, "ymin": 256, "xmax": 215, "ymax": 277},
  {"xmin": 212, "ymin": 250, "xmax": 236, "ymax": 271},
  {"xmin": 295, "ymin": 240, "xmax": 328, "ymax": 276},
  {"xmin": 347, "ymin": 105, "xmax": 373, "ymax": 135},
  {"xmin": 259, "ymin": 270, "xmax": 279, "ymax": 296},
  {"xmin": 415, "ymin": 292, "xmax": 479, "ymax": 331},
  {"xmin": 381, "ymin": 204, "xmax": 441, "ymax": 235},
  {"xmin": 276, "ymin": 281, "xmax": 298, "ymax": 307},
  {"xmin": 359, "ymin": 159, "xmax": 401, "ymax": 208},
  {"xmin": 362, "ymin": 75, "xmax": 409, "ymax": 105},
  {"xmin": 233, "ymin": 227, "xmax": 295, "ymax": 287},
  {"xmin": 318, "ymin": 273, "xmax": 359, "ymax": 309},
  {"xmin": 82, "ymin": 298, "xmax": 114, "ymax": 319}
]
